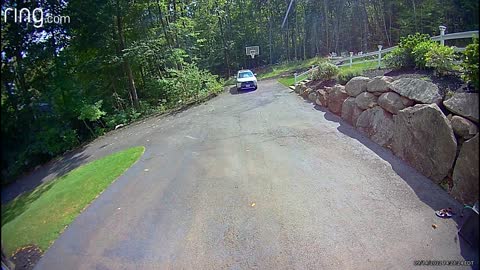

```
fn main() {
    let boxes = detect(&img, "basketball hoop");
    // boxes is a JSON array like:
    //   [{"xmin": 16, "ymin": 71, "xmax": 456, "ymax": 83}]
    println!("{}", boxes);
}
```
[{"xmin": 245, "ymin": 46, "xmax": 259, "ymax": 59}]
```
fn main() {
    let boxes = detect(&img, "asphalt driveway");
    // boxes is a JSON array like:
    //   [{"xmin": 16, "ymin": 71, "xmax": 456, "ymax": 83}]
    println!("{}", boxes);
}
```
[{"xmin": 15, "ymin": 79, "xmax": 477, "ymax": 269}]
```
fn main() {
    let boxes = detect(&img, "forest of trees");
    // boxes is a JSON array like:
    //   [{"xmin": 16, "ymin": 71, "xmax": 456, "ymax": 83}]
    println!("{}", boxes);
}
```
[{"xmin": 1, "ymin": 0, "xmax": 479, "ymax": 183}]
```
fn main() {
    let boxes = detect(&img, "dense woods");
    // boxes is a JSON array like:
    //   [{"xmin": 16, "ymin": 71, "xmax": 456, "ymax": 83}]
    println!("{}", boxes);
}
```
[{"xmin": 1, "ymin": 0, "xmax": 478, "ymax": 183}]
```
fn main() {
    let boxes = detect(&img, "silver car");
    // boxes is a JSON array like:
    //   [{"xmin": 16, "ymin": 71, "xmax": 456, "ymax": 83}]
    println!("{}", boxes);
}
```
[{"xmin": 236, "ymin": 69, "xmax": 258, "ymax": 91}]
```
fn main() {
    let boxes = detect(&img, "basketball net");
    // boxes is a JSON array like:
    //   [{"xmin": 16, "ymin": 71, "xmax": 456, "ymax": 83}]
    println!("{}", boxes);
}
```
[{"xmin": 250, "ymin": 52, "xmax": 255, "ymax": 59}]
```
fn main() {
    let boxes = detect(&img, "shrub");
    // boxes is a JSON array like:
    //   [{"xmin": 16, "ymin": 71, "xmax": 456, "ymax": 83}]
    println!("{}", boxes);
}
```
[
  {"xmin": 399, "ymin": 33, "xmax": 430, "ymax": 53},
  {"xmin": 337, "ymin": 70, "xmax": 362, "ymax": 85},
  {"xmin": 313, "ymin": 62, "xmax": 339, "ymax": 81},
  {"xmin": 462, "ymin": 38, "xmax": 479, "ymax": 91},
  {"xmin": 412, "ymin": 40, "xmax": 436, "ymax": 69},
  {"xmin": 385, "ymin": 33, "xmax": 430, "ymax": 69},
  {"xmin": 425, "ymin": 43, "xmax": 455, "ymax": 76},
  {"xmin": 384, "ymin": 47, "xmax": 409, "ymax": 69}
]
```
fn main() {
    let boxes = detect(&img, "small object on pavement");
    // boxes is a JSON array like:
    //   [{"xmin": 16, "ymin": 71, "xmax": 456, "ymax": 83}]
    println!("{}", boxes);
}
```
[
  {"xmin": 432, "ymin": 224, "xmax": 438, "ymax": 229},
  {"xmin": 144, "ymin": 169, "xmax": 149, "ymax": 172},
  {"xmin": 435, "ymin": 208, "xmax": 454, "ymax": 218},
  {"xmin": 251, "ymin": 202, "xmax": 256, "ymax": 207}
]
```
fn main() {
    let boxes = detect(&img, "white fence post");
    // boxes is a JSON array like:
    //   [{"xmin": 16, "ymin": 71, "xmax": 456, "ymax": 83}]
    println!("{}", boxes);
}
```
[
  {"xmin": 310, "ymin": 65, "xmax": 314, "ymax": 80},
  {"xmin": 349, "ymin": 52, "xmax": 353, "ymax": 67},
  {"xmin": 377, "ymin": 45, "xmax": 383, "ymax": 68},
  {"xmin": 294, "ymin": 72, "xmax": 298, "ymax": 86},
  {"xmin": 439, "ymin": 25, "xmax": 446, "ymax": 46}
]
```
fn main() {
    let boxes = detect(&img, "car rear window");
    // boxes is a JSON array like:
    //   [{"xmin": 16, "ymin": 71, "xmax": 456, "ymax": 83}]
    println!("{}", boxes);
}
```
[{"xmin": 238, "ymin": 71, "xmax": 253, "ymax": 78}]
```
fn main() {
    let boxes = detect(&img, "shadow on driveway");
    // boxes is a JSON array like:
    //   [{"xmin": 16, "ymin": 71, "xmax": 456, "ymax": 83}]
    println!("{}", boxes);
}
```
[
  {"xmin": 312, "ymin": 103, "xmax": 479, "ymax": 266},
  {"xmin": 229, "ymin": 86, "xmax": 256, "ymax": 95},
  {"xmin": 1, "ymin": 146, "xmax": 90, "ymax": 204}
]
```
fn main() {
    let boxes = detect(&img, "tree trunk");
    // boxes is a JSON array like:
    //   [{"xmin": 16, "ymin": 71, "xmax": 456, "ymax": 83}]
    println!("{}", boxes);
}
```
[
  {"xmin": 83, "ymin": 119, "xmax": 96, "ymax": 137},
  {"xmin": 115, "ymin": 3, "xmax": 139, "ymax": 109},
  {"xmin": 361, "ymin": 0, "xmax": 369, "ymax": 52},
  {"xmin": 156, "ymin": 0, "xmax": 172, "ymax": 49},
  {"xmin": 217, "ymin": 7, "xmax": 230, "ymax": 78},
  {"xmin": 323, "ymin": 0, "xmax": 329, "ymax": 53}
]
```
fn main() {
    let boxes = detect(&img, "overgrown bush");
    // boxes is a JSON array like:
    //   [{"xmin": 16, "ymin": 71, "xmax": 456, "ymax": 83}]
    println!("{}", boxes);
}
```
[
  {"xmin": 385, "ymin": 33, "xmax": 430, "ymax": 69},
  {"xmin": 462, "ymin": 38, "xmax": 479, "ymax": 91},
  {"xmin": 384, "ymin": 47, "xmax": 409, "ymax": 69},
  {"xmin": 412, "ymin": 40, "xmax": 437, "ymax": 69},
  {"xmin": 337, "ymin": 70, "xmax": 362, "ymax": 85},
  {"xmin": 399, "ymin": 33, "xmax": 430, "ymax": 53},
  {"xmin": 312, "ymin": 62, "xmax": 339, "ymax": 81},
  {"xmin": 425, "ymin": 43, "xmax": 456, "ymax": 76},
  {"xmin": 168, "ymin": 63, "xmax": 223, "ymax": 105}
]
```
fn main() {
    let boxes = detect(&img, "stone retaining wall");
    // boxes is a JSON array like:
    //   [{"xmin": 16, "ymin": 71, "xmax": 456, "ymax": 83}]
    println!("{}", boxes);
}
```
[{"xmin": 294, "ymin": 76, "xmax": 479, "ymax": 205}]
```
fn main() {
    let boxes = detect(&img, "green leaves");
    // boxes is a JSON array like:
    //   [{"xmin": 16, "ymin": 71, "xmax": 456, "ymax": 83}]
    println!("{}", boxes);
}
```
[
  {"xmin": 384, "ymin": 47, "xmax": 409, "ymax": 70},
  {"xmin": 425, "ymin": 44, "xmax": 456, "ymax": 76},
  {"xmin": 78, "ymin": 100, "xmax": 106, "ymax": 122},
  {"xmin": 312, "ymin": 62, "xmax": 339, "ymax": 81},
  {"xmin": 412, "ymin": 40, "xmax": 437, "ymax": 69},
  {"xmin": 462, "ymin": 38, "xmax": 479, "ymax": 90},
  {"xmin": 397, "ymin": 33, "xmax": 431, "ymax": 68}
]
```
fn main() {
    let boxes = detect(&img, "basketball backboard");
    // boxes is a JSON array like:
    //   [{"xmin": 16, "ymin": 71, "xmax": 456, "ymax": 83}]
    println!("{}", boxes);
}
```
[{"xmin": 245, "ymin": 46, "xmax": 259, "ymax": 59}]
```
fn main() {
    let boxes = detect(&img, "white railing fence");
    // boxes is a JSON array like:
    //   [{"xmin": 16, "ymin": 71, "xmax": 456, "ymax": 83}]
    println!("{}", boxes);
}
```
[{"xmin": 294, "ymin": 26, "xmax": 478, "ymax": 86}]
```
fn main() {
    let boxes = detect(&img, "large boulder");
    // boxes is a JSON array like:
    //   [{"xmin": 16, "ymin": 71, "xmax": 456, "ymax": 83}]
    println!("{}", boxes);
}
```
[
  {"xmin": 345, "ymin": 76, "xmax": 370, "ymax": 97},
  {"xmin": 450, "ymin": 115, "xmax": 478, "ymax": 139},
  {"xmin": 355, "ymin": 92, "xmax": 378, "ymax": 110},
  {"xmin": 298, "ymin": 84, "xmax": 307, "ymax": 96},
  {"xmin": 450, "ymin": 134, "xmax": 479, "ymax": 204},
  {"xmin": 367, "ymin": 76, "xmax": 393, "ymax": 94},
  {"xmin": 390, "ymin": 78, "xmax": 442, "ymax": 104},
  {"xmin": 400, "ymin": 96, "xmax": 415, "ymax": 107},
  {"xmin": 378, "ymin": 92, "xmax": 407, "ymax": 114},
  {"xmin": 315, "ymin": 89, "xmax": 328, "ymax": 107},
  {"xmin": 341, "ymin": 97, "xmax": 363, "ymax": 126},
  {"xmin": 443, "ymin": 92, "xmax": 479, "ymax": 123},
  {"xmin": 308, "ymin": 91, "xmax": 318, "ymax": 102},
  {"xmin": 392, "ymin": 104, "xmax": 457, "ymax": 182},
  {"xmin": 301, "ymin": 87, "xmax": 313, "ymax": 99},
  {"xmin": 356, "ymin": 107, "xmax": 394, "ymax": 147},
  {"xmin": 327, "ymin": 85, "xmax": 349, "ymax": 115},
  {"xmin": 295, "ymin": 83, "xmax": 305, "ymax": 94}
]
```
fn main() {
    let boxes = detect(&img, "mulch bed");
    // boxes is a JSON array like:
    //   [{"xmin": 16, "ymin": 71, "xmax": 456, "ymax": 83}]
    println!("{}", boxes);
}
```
[
  {"xmin": 10, "ymin": 245, "xmax": 43, "ymax": 270},
  {"xmin": 306, "ymin": 79, "xmax": 336, "ymax": 89}
]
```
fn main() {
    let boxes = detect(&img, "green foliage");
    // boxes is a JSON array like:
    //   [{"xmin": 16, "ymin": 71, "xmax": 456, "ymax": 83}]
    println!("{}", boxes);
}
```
[
  {"xmin": 312, "ymin": 62, "xmax": 339, "ymax": 81},
  {"xmin": 399, "ymin": 33, "xmax": 431, "ymax": 53},
  {"xmin": 31, "ymin": 128, "xmax": 79, "ymax": 156},
  {"xmin": 462, "ymin": 38, "xmax": 479, "ymax": 91},
  {"xmin": 78, "ymin": 101, "xmax": 106, "ymax": 122},
  {"xmin": 168, "ymin": 63, "xmax": 223, "ymax": 105},
  {"xmin": 412, "ymin": 40, "xmax": 437, "ymax": 69},
  {"xmin": 385, "ymin": 33, "xmax": 431, "ymax": 69},
  {"xmin": 384, "ymin": 47, "xmax": 409, "ymax": 69},
  {"xmin": 425, "ymin": 44, "xmax": 456, "ymax": 76},
  {"xmin": 337, "ymin": 71, "xmax": 362, "ymax": 85}
]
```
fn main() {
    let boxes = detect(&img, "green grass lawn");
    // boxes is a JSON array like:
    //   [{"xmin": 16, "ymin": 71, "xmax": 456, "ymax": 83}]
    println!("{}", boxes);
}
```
[
  {"xmin": 339, "ymin": 60, "xmax": 382, "ymax": 75},
  {"xmin": 278, "ymin": 73, "xmax": 309, "ymax": 87},
  {"xmin": 1, "ymin": 146, "xmax": 145, "ymax": 256},
  {"xmin": 277, "ymin": 60, "xmax": 383, "ymax": 87},
  {"xmin": 257, "ymin": 57, "xmax": 322, "ymax": 80}
]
